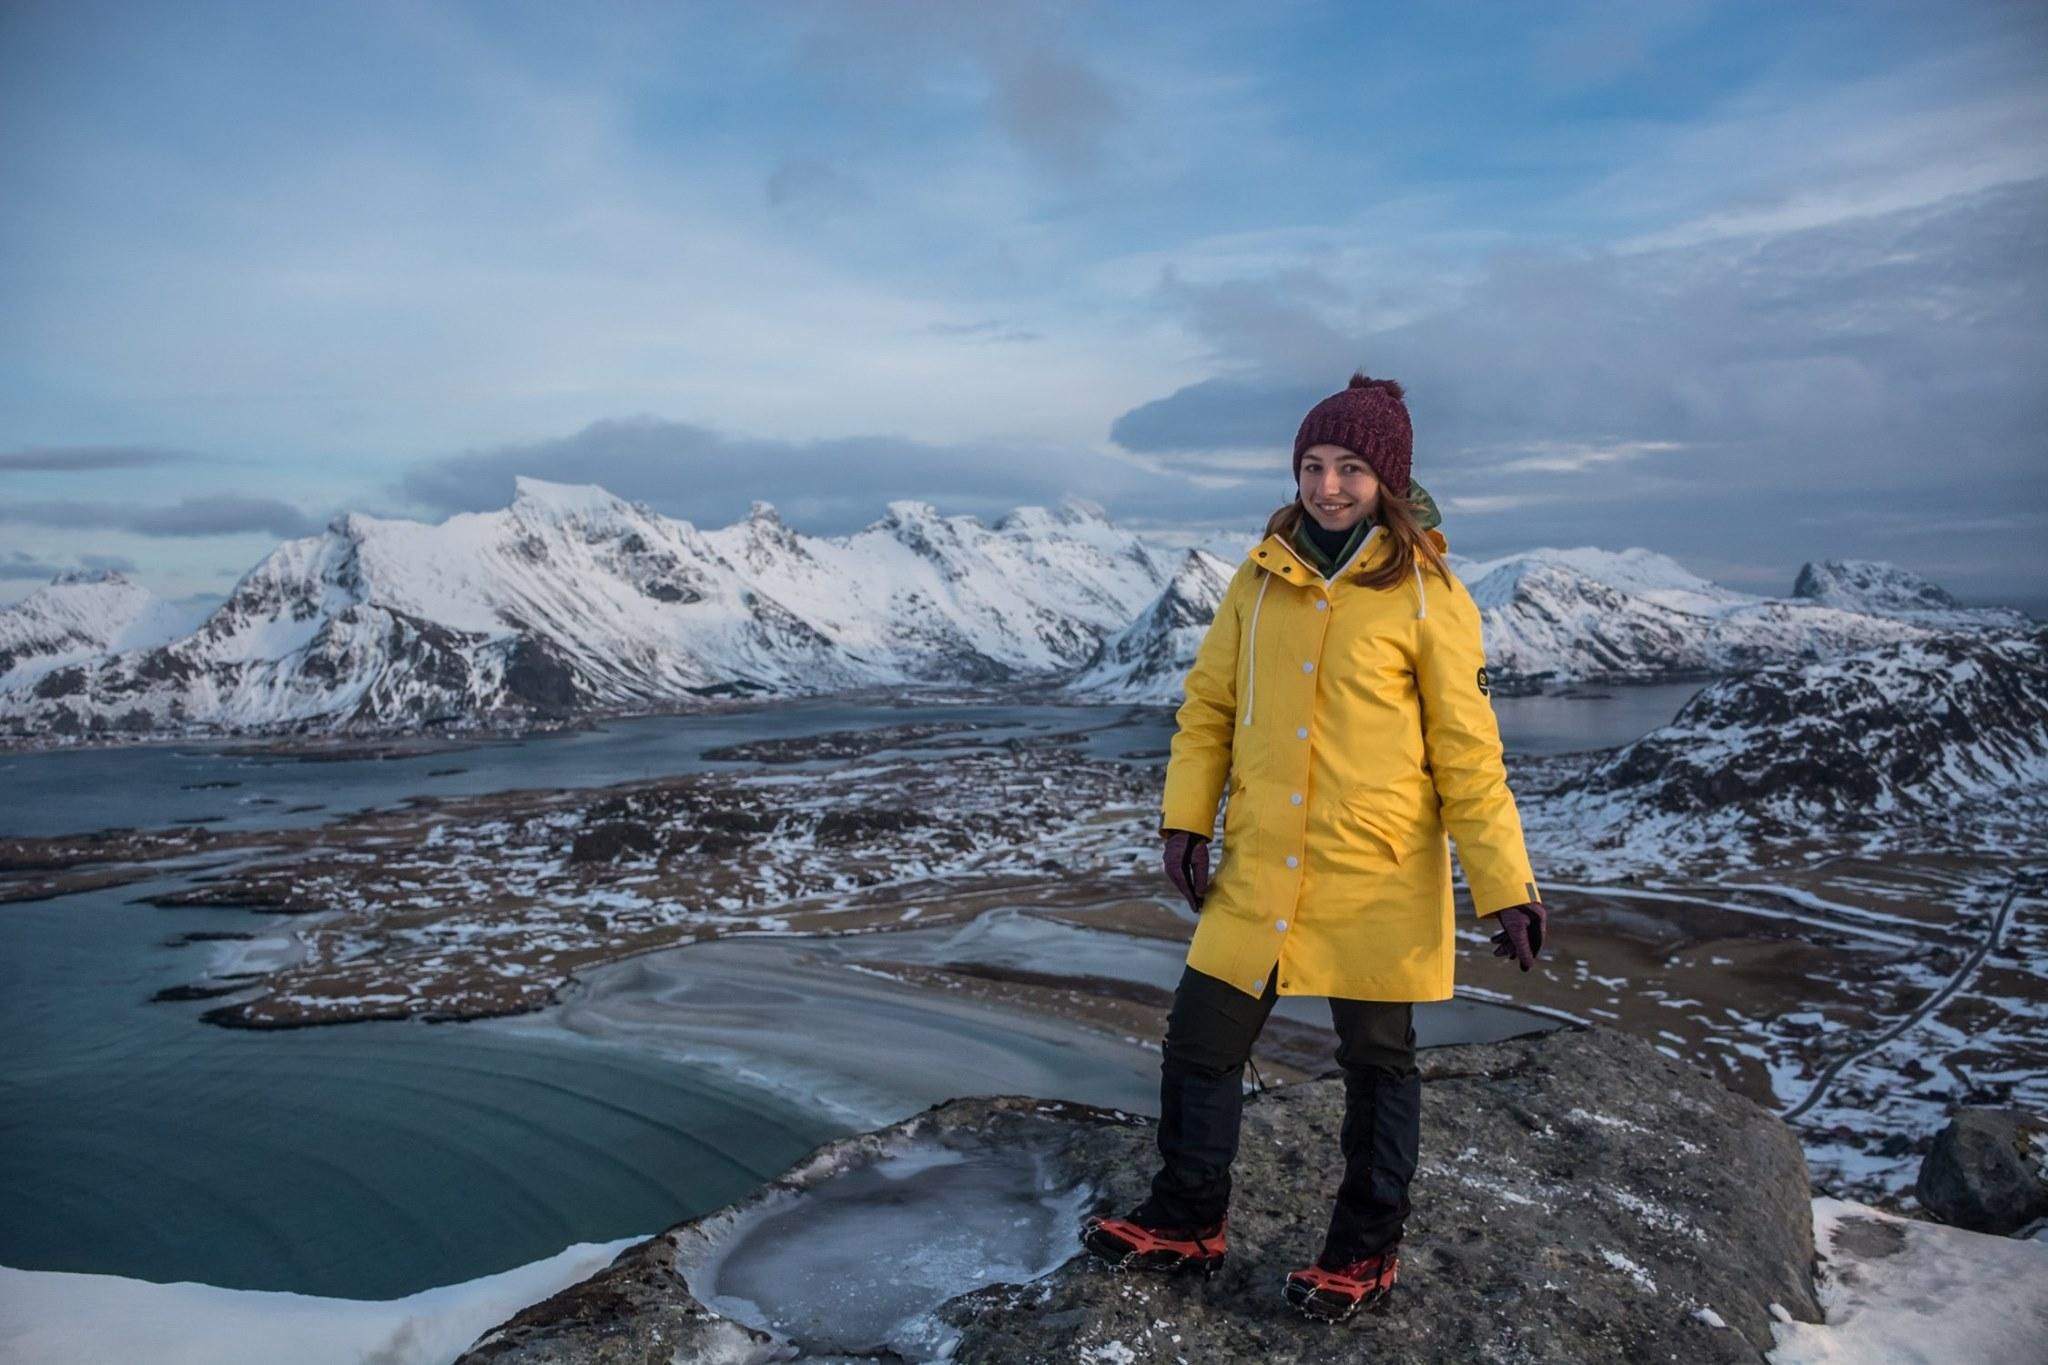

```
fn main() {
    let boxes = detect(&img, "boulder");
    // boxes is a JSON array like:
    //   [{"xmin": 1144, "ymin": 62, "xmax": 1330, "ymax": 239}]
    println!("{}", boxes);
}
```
[
  {"xmin": 1916, "ymin": 1107, "xmax": 2048, "ymax": 1235},
  {"xmin": 457, "ymin": 1026, "xmax": 1820, "ymax": 1363}
]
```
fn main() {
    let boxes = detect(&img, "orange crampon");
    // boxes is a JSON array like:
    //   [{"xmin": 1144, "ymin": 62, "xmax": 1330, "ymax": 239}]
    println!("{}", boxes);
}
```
[
  {"xmin": 1079, "ymin": 1213, "xmax": 1228, "ymax": 1276},
  {"xmin": 1283, "ymin": 1243, "xmax": 1400, "ymax": 1321}
]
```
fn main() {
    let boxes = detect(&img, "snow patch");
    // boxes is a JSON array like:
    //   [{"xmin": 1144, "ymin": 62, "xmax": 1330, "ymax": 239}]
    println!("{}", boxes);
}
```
[{"xmin": 1767, "ymin": 1198, "xmax": 2048, "ymax": 1363}]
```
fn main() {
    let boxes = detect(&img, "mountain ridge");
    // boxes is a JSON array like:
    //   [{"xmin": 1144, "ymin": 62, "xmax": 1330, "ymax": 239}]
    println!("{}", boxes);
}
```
[{"xmin": 1, "ymin": 482, "xmax": 2029, "ymax": 740}]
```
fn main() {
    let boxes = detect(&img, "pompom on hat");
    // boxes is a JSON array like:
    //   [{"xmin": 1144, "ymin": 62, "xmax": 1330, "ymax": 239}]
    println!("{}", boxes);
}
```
[{"xmin": 1292, "ymin": 372, "xmax": 1413, "ymax": 497}]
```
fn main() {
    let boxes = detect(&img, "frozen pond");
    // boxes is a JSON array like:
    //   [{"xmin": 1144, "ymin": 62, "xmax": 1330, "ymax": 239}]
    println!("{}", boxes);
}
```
[{"xmin": 479, "ymin": 908, "xmax": 1556, "ymax": 1127}]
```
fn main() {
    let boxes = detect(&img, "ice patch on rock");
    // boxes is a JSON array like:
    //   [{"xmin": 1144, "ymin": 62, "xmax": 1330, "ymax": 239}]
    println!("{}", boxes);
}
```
[{"xmin": 692, "ymin": 1139, "xmax": 1090, "ymax": 1361}]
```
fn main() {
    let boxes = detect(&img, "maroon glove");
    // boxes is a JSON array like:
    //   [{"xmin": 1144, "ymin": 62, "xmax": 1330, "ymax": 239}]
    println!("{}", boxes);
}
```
[
  {"xmin": 1162, "ymin": 830, "xmax": 1210, "ymax": 913},
  {"xmin": 1488, "ymin": 902, "xmax": 1547, "ymax": 971}
]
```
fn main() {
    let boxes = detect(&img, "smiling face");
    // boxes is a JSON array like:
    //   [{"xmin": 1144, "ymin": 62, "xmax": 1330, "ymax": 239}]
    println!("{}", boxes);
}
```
[{"xmin": 1297, "ymin": 443, "xmax": 1381, "ymax": 532}]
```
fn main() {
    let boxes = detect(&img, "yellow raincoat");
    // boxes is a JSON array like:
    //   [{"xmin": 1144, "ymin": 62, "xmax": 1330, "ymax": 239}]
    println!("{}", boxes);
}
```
[{"xmin": 1161, "ymin": 524, "xmax": 1540, "ymax": 1002}]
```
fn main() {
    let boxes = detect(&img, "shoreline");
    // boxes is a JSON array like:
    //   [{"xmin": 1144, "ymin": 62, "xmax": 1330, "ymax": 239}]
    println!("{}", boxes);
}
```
[{"xmin": 0, "ymin": 672, "xmax": 1724, "ymax": 757}]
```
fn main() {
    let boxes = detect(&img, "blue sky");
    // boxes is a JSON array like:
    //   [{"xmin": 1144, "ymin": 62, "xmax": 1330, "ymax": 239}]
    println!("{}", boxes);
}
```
[{"xmin": 3, "ymin": 0, "xmax": 2044, "ymax": 607}]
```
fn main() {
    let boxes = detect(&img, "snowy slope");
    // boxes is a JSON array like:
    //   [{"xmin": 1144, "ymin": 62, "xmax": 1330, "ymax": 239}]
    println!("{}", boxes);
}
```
[
  {"xmin": 1455, "ymin": 547, "xmax": 1927, "ymax": 683},
  {"xmin": 1067, "ymin": 549, "xmax": 1236, "ymax": 700},
  {"xmin": 1548, "ymin": 628, "xmax": 2048, "ymax": 860},
  {"xmin": 1792, "ymin": 559, "xmax": 2032, "ymax": 630},
  {"xmin": 1460, "ymin": 545, "xmax": 1753, "ymax": 617},
  {"xmin": 0, "ymin": 480, "xmax": 1178, "ymax": 739},
  {"xmin": 0, "ymin": 571, "xmax": 202, "ymax": 691},
  {"xmin": 698, "ymin": 497, "xmax": 1174, "ymax": 683}
]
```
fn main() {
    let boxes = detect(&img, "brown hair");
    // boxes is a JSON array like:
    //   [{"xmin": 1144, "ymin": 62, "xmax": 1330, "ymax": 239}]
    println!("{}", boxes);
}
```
[{"xmin": 1262, "ymin": 490, "xmax": 1450, "ymax": 591}]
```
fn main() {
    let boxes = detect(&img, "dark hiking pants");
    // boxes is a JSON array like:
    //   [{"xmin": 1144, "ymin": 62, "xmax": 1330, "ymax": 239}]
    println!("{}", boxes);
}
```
[{"xmin": 1139, "ymin": 964, "xmax": 1420, "ymax": 1263}]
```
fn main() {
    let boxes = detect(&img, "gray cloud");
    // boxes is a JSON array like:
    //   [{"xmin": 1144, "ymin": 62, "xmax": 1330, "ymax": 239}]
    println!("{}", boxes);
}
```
[
  {"xmin": 0, "ymin": 551, "xmax": 66, "ymax": 581},
  {"xmin": 0, "ymin": 550, "xmax": 140, "ymax": 582},
  {"xmin": 1151, "ymin": 265, "xmax": 1358, "ymax": 380},
  {"xmin": 984, "ymin": 45, "xmax": 1123, "ymax": 175},
  {"xmin": 927, "ymin": 319, "xmax": 1044, "ymax": 343},
  {"xmin": 1111, "ymin": 375, "xmax": 1325, "ymax": 459},
  {"xmin": 0, "ymin": 445, "xmax": 197, "ymax": 473},
  {"xmin": 398, "ymin": 415, "xmax": 1141, "ymax": 534},
  {"xmin": 0, "ymin": 496, "xmax": 317, "ymax": 538},
  {"xmin": 765, "ymin": 156, "xmax": 868, "ymax": 215},
  {"xmin": 787, "ymin": 5, "xmax": 1127, "ymax": 178},
  {"xmin": 1111, "ymin": 178, "xmax": 2048, "ymax": 600}
]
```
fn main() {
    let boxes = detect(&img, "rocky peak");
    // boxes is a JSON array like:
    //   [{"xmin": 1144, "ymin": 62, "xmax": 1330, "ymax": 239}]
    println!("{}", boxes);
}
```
[
  {"xmin": 994, "ymin": 505, "xmax": 1057, "ymax": 532},
  {"xmin": 47, "ymin": 568, "xmax": 132, "ymax": 588},
  {"xmin": 1053, "ymin": 495, "xmax": 1110, "ymax": 526},
  {"xmin": 508, "ymin": 476, "xmax": 636, "ymax": 527},
  {"xmin": 1160, "ymin": 548, "xmax": 1232, "ymax": 622},
  {"xmin": 875, "ymin": 500, "xmax": 967, "ymax": 568},
  {"xmin": 1793, "ymin": 559, "xmax": 1960, "ymax": 615},
  {"xmin": 731, "ymin": 499, "xmax": 807, "ymax": 571},
  {"xmin": 878, "ymin": 498, "xmax": 945, "ymax": 529}
]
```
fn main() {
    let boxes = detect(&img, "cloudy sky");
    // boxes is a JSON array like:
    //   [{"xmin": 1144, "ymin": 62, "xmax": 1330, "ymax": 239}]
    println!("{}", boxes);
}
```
[{"xmin": 3, "ymin": 0, "xmax": 2044, "ymax": 609}]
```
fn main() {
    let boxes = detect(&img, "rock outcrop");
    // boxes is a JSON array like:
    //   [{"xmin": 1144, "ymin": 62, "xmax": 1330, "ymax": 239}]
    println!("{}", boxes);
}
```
[
  {"xmin": 458, "ymin": 1026, "xmax": 1820, "ymax": 1364},
  {"xmin": 1916, "ymin": 1107, "xmax": 2048, "ymax": 1236}
]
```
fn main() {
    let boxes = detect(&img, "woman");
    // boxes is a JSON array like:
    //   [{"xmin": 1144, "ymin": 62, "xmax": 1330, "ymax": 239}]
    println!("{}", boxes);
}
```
[{"xmin": 1081, "ymin": 373, "xmax": 1548, "ymax": 1323}]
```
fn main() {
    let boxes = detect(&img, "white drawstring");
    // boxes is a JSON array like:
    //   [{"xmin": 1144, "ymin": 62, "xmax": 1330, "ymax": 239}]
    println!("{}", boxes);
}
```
[
  {"xmin": 1242, "ymin": 572, "xmax": 1271, "ymax": 726},
  {"xmin": 1413, "ymin": 562, "xmax": 1428, "ymax": 619}
]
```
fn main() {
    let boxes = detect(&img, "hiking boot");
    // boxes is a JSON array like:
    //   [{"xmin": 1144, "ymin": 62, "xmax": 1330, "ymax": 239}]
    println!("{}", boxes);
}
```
[
  {"xmin": 1080, "ymin": 1210, "xmax": 1228, "ymax": 1276},
  {"xmin": 1282, "ymin": 1242, "xmax": 1399, "ymax": 1321}
]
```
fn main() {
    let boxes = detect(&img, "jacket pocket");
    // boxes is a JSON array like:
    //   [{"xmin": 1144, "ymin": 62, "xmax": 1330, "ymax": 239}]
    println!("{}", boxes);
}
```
[
  {"xmin": 1340, "ymin": 790, "xmax": 1406, "ymax": 865},
  {"xmin": 1220, "ymin": 773, "xmax": 1254, "ymax": 868}
]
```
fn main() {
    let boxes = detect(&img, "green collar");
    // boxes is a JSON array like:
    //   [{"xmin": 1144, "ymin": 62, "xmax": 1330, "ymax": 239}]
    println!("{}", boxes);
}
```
[
  {"xmin": 1291, "ymin": 515, "xmax": 1374, "ymax": 578},
  {"xmin": 1287, "ymin": 480, "xmax": 1441, "ymax": 578}
]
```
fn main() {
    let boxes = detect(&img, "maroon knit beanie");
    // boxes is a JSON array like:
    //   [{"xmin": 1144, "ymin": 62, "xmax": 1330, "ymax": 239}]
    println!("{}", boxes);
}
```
[{"xmin": 1292, "ymin": 372, "xmax": 1412, "ymax": 497}]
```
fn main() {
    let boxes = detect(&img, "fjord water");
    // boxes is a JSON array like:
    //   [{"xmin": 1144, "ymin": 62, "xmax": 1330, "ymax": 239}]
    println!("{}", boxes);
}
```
[
  {"xmin": 0, "ymin": 686, "xmax": 1700, "ymax": 839},
  {"xmin": 0, "ymin": 874, "xmax": 838, "ymax": 1299},
  {"xmin": 0, "ymin": 691, "xmax": 1695, "ymax": 1299}
]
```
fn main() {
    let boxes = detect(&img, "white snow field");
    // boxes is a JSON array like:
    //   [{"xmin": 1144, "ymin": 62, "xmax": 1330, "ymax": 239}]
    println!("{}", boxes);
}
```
[{"xmin": 0, "ymin": 1232, "xmax": 646, "ymax": 1365}]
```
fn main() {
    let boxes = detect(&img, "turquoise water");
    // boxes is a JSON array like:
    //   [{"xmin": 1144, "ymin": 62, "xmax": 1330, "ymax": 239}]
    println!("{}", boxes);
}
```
[{"xmin": 0, "ymin": 877, "xmax": 836, "ymax": 1299}]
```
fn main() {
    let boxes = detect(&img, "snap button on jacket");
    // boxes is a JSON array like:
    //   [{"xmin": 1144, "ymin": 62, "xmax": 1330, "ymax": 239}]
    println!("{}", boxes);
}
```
[{"xmin": 1161, "ymin": 526, "xmax": 1539, "ymax": 1001}]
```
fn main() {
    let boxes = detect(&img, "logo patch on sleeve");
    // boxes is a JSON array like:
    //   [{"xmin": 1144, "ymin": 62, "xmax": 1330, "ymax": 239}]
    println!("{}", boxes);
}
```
[{"xmin": 1476, "ymin": 666, "xmax": 1491, "ymax": 696}]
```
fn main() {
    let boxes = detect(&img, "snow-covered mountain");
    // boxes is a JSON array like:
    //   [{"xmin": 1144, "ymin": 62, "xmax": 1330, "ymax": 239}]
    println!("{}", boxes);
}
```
[
  {"xmin": 4, "ymin": 483, "xmax": 2032, "ymax": 742},
  {"xmin": 0, "ymin": 479, "xmax": 1177, "ymax": 739},
  {"xmin": 1791, "ymin": 559, "xmax": 2032, "ymax": 630},
  {"xmin": 1455, "ymin": 548, "xmax": 1931, "ymax": 684},
  {"xmin": 1547, "ymin": 628, "xmax": 2048, "ymax": 858},
  {"xmin": 1067, "ymin": 549, "xmax": 1235, "ymax": 700},
  {"xmin": 0, "ymin": 571, "xmax": 204, "ymax": 692}
]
